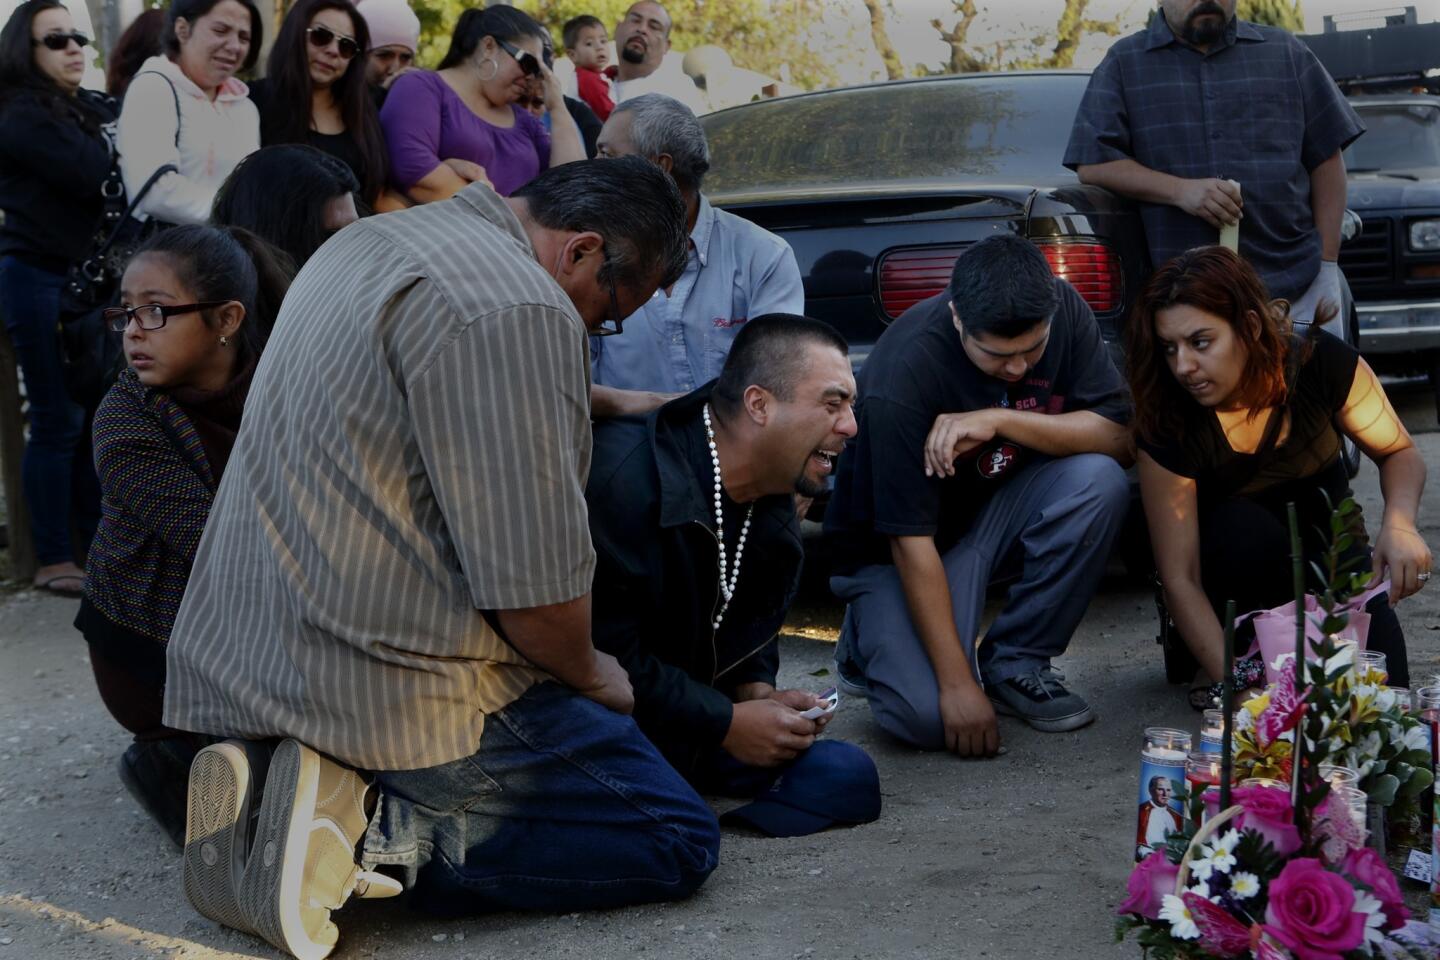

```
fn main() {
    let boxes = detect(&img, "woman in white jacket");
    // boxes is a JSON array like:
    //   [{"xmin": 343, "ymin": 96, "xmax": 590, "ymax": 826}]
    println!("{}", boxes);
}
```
[{"xmin": 116, "ymin": 0, "xmax": 261, "ymax": 225}]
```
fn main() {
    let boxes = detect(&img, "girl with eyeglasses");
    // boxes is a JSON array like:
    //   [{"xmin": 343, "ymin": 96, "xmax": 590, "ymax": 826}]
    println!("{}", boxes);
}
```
[
  {"xmin": 76, "ymin": 224, "xmax": 291, "ymax": 846},
  {"xmin": 116, "ymin": 0, "xmax": 263, "ymax": 226},
  {"xmin": 380, "ymin": 5, "xmax": 585, "ymax": 202},
  {"xmin": 0, "ymin": 0, "xmax": 118, "ymax": 597},
  {"xmin": 248, "ymin": 0, "xmax": 387, "ymax": 208}
]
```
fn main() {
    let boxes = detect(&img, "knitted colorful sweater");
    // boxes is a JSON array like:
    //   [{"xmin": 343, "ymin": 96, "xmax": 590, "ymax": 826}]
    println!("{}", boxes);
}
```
[{"xmin": 83, "ymin": 368, "xmax": 246, "ymax": 643}]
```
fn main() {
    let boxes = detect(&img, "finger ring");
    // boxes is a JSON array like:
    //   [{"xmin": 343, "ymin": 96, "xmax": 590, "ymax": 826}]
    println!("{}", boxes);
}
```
[{"xmin": 1419, "ymin": 572, "xmax": 1431, "ymax": 582}]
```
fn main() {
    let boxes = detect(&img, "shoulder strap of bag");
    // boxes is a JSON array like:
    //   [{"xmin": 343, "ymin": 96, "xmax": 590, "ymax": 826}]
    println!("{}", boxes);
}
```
[{"xmin": 132, "ymin": 70, "xmax": 182, "ymax": 147}]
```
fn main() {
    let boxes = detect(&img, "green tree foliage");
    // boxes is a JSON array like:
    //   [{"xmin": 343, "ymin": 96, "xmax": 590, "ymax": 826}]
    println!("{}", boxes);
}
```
[
  {"xmin": 925, "ymin": 0, "xmax": 1124, "ymax": 75},
  {"xmin": 406, "ymin": 0, "xmax": 837, "ymax": 91},
  {"xmin": 1236, "ymin": 0, "xmax": 1305, "ymax": 31}
]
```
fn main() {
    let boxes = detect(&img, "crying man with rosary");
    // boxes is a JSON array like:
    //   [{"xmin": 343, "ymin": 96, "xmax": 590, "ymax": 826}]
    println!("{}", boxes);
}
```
[{"xmin": 586, "ymin": 314, "xmax": 883, "ymax": 836}]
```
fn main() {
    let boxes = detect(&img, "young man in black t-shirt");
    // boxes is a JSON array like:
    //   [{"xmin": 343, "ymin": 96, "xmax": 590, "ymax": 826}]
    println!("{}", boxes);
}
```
[{"xmin": 824, "ymin": 235, "xmax": 1133, "ymax": 756}]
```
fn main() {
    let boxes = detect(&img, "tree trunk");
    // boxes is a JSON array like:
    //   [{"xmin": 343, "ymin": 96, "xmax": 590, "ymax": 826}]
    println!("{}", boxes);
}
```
[{"xmin": 862, "ymin": 0, "xmax": 905, "ymax": 81}]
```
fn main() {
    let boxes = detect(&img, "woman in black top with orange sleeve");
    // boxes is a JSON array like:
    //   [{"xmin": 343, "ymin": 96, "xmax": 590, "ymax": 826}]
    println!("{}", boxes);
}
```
[
  {"xmin": 0, "ymin": 0, "xmax": 116, "ymax": 595},
  {"xmin": 1129, "ymin": 246, "xmax": 1429, "ymax": 696}
]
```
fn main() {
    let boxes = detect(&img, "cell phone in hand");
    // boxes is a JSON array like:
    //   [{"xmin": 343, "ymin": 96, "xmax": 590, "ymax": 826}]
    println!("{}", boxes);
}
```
[{"xmin": 798, "ymin": 686, "xmax": 839, "ymax": 720}]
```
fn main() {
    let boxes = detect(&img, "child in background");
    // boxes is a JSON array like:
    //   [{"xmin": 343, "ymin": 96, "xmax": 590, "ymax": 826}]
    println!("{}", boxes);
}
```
[{"xmin": 564, "ymin": 14, "xmax": 612, "ymax": 120}]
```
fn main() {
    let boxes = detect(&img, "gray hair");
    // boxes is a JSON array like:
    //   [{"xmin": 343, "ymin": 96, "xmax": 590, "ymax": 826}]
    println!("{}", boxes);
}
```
[
  {"xmin": 611, "ymin": 93, "xmax": 711, "ymax": 194},
  {"xmin": 512, "ymin": 156, "xmax": 688, "ymax": 295}
]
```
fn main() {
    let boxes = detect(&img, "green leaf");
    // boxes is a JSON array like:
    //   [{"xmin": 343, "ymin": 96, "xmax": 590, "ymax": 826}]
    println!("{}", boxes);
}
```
[
  {"xmin": 1400, "ymin": 766, "xmax": 1433, "ymax": 797},
  {"xmin": 808, "ymin": 668, "xmax": 830, "ymax": 677},
  {"xmin": 1365, "ymin": 773, "xmax": 1400, "ymax": 806}
]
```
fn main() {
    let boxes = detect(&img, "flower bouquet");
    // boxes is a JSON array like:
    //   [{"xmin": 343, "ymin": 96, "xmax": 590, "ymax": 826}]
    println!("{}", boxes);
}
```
[{"xmin": 1117, "ymin": 499, "xmax": 1434, "ymax": 959}]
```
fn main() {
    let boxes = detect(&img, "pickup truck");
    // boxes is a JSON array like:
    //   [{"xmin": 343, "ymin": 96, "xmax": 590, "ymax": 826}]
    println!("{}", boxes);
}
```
[{"xmin": 1340, "ymin": 93, "xmax": 1440, "ymax": 414}]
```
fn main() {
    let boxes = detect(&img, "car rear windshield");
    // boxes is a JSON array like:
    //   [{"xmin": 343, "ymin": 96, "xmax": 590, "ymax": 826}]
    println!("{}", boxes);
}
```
[
  {"xmin": 701, "ymin": 74, "xmax": 1088, "ymax": 200},
  {"xmin": 1346, "ymin": 103, "xmax": 1440, "ymax": 171}
]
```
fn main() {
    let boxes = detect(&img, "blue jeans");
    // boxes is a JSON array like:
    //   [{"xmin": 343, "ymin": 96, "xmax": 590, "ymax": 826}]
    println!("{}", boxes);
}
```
[
  {"xmin": 0, "ymin": 256, "xmax": 91, "ymax": 565},
  {"xmin": 363, "ymin": 682, "xmax": 720, "ymax": 915},
  {"xmin": 830, "ymin": 454, "xmax": 1129, "ymax": 750}
]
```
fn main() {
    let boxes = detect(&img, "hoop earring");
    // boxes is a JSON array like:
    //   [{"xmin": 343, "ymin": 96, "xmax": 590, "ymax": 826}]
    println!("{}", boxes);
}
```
[{"xmin": 477, "ymin": 57, "xmax": 498, "ymax": 82}]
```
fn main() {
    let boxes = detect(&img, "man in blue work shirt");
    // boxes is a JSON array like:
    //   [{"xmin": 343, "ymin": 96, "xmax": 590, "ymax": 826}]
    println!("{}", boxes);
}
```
[
  {"xmin": 1063, "ymin": 0, "xmax": 1363, "ymax": 322},
  {"xmin": 592, "ymin": 93, "xmax": 805, "ymax": 418}
]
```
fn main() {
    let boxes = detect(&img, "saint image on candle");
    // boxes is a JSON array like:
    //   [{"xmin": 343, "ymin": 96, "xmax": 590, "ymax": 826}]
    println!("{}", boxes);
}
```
[{"xmin": 1136, "ymin": 775, "xmax": 1183, "ymax": 859}]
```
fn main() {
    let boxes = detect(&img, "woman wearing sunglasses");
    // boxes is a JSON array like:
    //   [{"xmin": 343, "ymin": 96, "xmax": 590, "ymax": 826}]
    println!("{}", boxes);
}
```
[
  {"xmin": 248, "ymin": 0, "xmax": 387, "ymax": 208},
  {"xmin": 76, "ymin": 223, "xmax": 291, "ymax": 845},
  {"xmin": 380, "ymin": 5, "xmax": 585, "ymax": 201},
  {"xmin": 0, "ymin": 1, "xmax": 118, "ymax": 596},
  {"xmin": 116, "ymin": 0, "xmax": 262, "ymax": 225}
]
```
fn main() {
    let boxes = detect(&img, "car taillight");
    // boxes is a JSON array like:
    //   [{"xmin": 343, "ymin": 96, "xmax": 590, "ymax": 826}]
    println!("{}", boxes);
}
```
[
  {"xmin": 1034, "ymin": 240, "xmax": 1123, "ymax": 314},
  {"xmin": 878, "ymin": 240, "xmax": 1124, "ymax": 322},
  {"xmin": 877, "ymin": 246, "xmax": 965, "ymax": 320}
]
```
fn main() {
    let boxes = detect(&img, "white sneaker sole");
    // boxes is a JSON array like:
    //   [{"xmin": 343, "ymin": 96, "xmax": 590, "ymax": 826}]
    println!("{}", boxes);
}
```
[
  {"xmin": 239, "ymin": 739, "xmax": 333, "ymax": 960},
  {"xmin": 183, "ymin": 741, "xmax": 254, "ymax": 935}
]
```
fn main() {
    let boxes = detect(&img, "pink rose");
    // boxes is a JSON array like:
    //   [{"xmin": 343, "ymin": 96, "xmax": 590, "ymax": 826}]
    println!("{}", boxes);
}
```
[
  {"xmin": 1117, "ymin": 850, "xmax": 1179, "ymax": 920},
  {"xmin": 1226, "ymin": 782, "xmax": 1307, "ymax": 857},
  {"xmin": 1264, "ymin": 859, "xmax": 1366, "ymax": 960},
  {"xmin": 1342, "ymin": 848, "xmax": 1410, "ymax": 931},
  {"xmin": 1233, "ymin": 783, "xmax": 1301, "ymax": 856}
]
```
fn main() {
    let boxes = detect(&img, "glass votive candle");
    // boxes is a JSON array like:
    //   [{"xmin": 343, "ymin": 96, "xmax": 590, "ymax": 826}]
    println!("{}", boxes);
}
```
[
  {"xmin": 1240, "ymin": 777, "xmax": 1285, "ymax": 789},
  {"xmin": 1185, "ymin": 750, "xmax": 1224, "ymax": 825},
  {"xmin": 1330, "ymin": 783, "xmax": 1369, "ymax": 834},
  {"xmin": 1199, "ymin": 708, "xmax": 1224, "ymax": 755},
  {"xmin": 1137, "ymin": 728, "xmax": 1192, "ymax": 861},
  {"xmin": 1388, "ymin": 686, "xmax": 1413, "ymax": 714},
  {"xmin": 1319, "ymin": 763, "xmax": 1360, "ymax": 790},
  {"xmin": 1356, "ymin": 651, "xmax": 1388, "ymax": 685}
]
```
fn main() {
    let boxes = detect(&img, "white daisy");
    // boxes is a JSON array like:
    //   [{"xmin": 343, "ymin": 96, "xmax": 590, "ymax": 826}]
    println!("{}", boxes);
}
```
[
  {"xmin": 1229, "ymin": 871, "xmax": 1259, "ymax": 900},
  {"xmin": 1352, "ymin": 891, "xmax": 1386, "ymax": 947},
  {"xmin": 1196, "ymin": 831, "xmax": 1239, "ymax": 877},
  {"xmin": 1159, "ymin": 894, "xmax": 1200, "ymax": 941}
]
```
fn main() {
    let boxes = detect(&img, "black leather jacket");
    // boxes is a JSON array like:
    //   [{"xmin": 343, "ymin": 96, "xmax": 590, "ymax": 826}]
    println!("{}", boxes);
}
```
[{"xmin": 586, "ymin": 385, "xmax": 804, "ymax": 774}]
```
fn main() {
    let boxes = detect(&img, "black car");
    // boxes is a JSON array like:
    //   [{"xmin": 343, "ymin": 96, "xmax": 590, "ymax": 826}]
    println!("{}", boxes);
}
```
[{"xmin": 699, "ymin": 71, "xmax": 1151, "ymax": 371}]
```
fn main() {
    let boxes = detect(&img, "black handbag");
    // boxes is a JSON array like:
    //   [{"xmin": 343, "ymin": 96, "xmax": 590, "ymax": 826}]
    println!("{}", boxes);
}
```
[
  {"xmin": 56, "ymin": 69, "xmax": 182, "ymax": 409},
  {"xmin": 55, "ymin": 162, "xmax": 175, "ymax": 409}
]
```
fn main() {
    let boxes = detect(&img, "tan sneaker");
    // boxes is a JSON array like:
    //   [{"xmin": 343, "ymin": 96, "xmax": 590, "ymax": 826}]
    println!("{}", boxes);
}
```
[
  {"xmin": 237, "ymin": 739, "xmax": 401, "ymax": 960},
  {"xmin": 183, "ymin": 741, "xmax": 257, "ymax": 934}
]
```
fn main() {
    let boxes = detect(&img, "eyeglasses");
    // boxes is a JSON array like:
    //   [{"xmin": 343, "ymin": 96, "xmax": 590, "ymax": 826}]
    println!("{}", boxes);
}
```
[
  {"xmin": 33, "ymin": 30, "xmax": 89, "ymax": 50},
  {"xmin": 307, "ymin": 25, "xmax": 359, "ymax": 60},
  {"xmin": 591, "ymin": 254, "xmax": 625, "ymax": 337},
  {"xmin": 495, "ymin": 37, "xmax": 541, "ymax": 77},
  {"xmin": 103, "ymin": 301, "xmax": 231, "ymax": 332}
]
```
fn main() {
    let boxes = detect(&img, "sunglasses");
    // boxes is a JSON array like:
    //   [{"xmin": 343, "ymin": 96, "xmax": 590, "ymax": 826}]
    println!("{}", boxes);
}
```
[
  {"xmin": 307, "ymin": 25, "xmax": 359, "ymax": 60},
  {"xmin": 103, "ymin": 301, "xmax": 231, "ymax": 332},
  {"xmin": 495, "ymin": 37, "xmax": 541, "ymax": 77},
  {"xmin": 33, "ymin": 30, "xmax": 89, "ymax": 51}
]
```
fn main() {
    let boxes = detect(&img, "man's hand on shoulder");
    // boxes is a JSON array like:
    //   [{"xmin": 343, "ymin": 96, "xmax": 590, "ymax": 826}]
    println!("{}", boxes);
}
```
[
  {"xmin": 722, "ymin": 698, "xmax": 817, "ymax": 767},
  {"xmin": 924, "ymin": 409, "xmax": 1000, "ymax": 478},
  {"xmin": 1173, "ymin": 178, "xmax": 1242, "ymax": 229},
  {"xmin": 939, "ymin": 682, "xmax": 1000, "ymax": 757}
]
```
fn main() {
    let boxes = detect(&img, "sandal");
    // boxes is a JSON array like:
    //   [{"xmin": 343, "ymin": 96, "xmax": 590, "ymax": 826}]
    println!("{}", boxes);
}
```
[
  {"xmin": 34, "ymin": 573, "xmax": 84, "ymax": 597},
  {"xmin": 1188, "ymin": 658, "xmax": 1266, "ymax": 712}
]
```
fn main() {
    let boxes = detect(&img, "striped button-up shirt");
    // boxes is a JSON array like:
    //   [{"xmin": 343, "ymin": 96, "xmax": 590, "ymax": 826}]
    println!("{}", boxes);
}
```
[
  {"xmin": 163, "ymin": 184, "xmax": 596, "ymax": 770},
  {"xmin": 1063, "ymin": 15, "xmax": 1364, "ymax": 301}
]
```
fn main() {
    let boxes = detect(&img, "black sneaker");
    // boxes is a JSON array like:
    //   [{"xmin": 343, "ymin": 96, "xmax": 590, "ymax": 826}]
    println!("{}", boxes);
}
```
[
  {"xmin": 987, "ymin": 667, "xmax": 1095, "ymax": 733},
  {"xmin": 118, "ymin": 736, "xmax": 206, "ymax": 848}
]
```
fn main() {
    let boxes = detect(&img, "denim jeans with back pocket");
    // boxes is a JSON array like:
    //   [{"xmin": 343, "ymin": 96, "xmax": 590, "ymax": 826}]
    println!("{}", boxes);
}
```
[{"xmin": 363, "ymin": 681, "xmax": 721, "ymax": 916}]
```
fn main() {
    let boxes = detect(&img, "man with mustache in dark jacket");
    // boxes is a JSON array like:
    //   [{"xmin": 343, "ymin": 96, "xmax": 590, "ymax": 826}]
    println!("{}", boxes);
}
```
[{"xmin": 585, "ymin": 314, "xmax": 881, "ymax": 837}]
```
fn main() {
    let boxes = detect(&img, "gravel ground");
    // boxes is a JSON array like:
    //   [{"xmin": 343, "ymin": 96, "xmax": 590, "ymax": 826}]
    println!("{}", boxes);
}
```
[{"xmin": 0, "ymin": 385, "xmax": 1437, "ymax": 960}]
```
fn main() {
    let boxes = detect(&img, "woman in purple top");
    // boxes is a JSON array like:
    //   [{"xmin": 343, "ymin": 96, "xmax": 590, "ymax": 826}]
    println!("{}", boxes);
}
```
[{"xmin": 380, "ymin": 5, "xmax": 583, "ymax": 200}]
